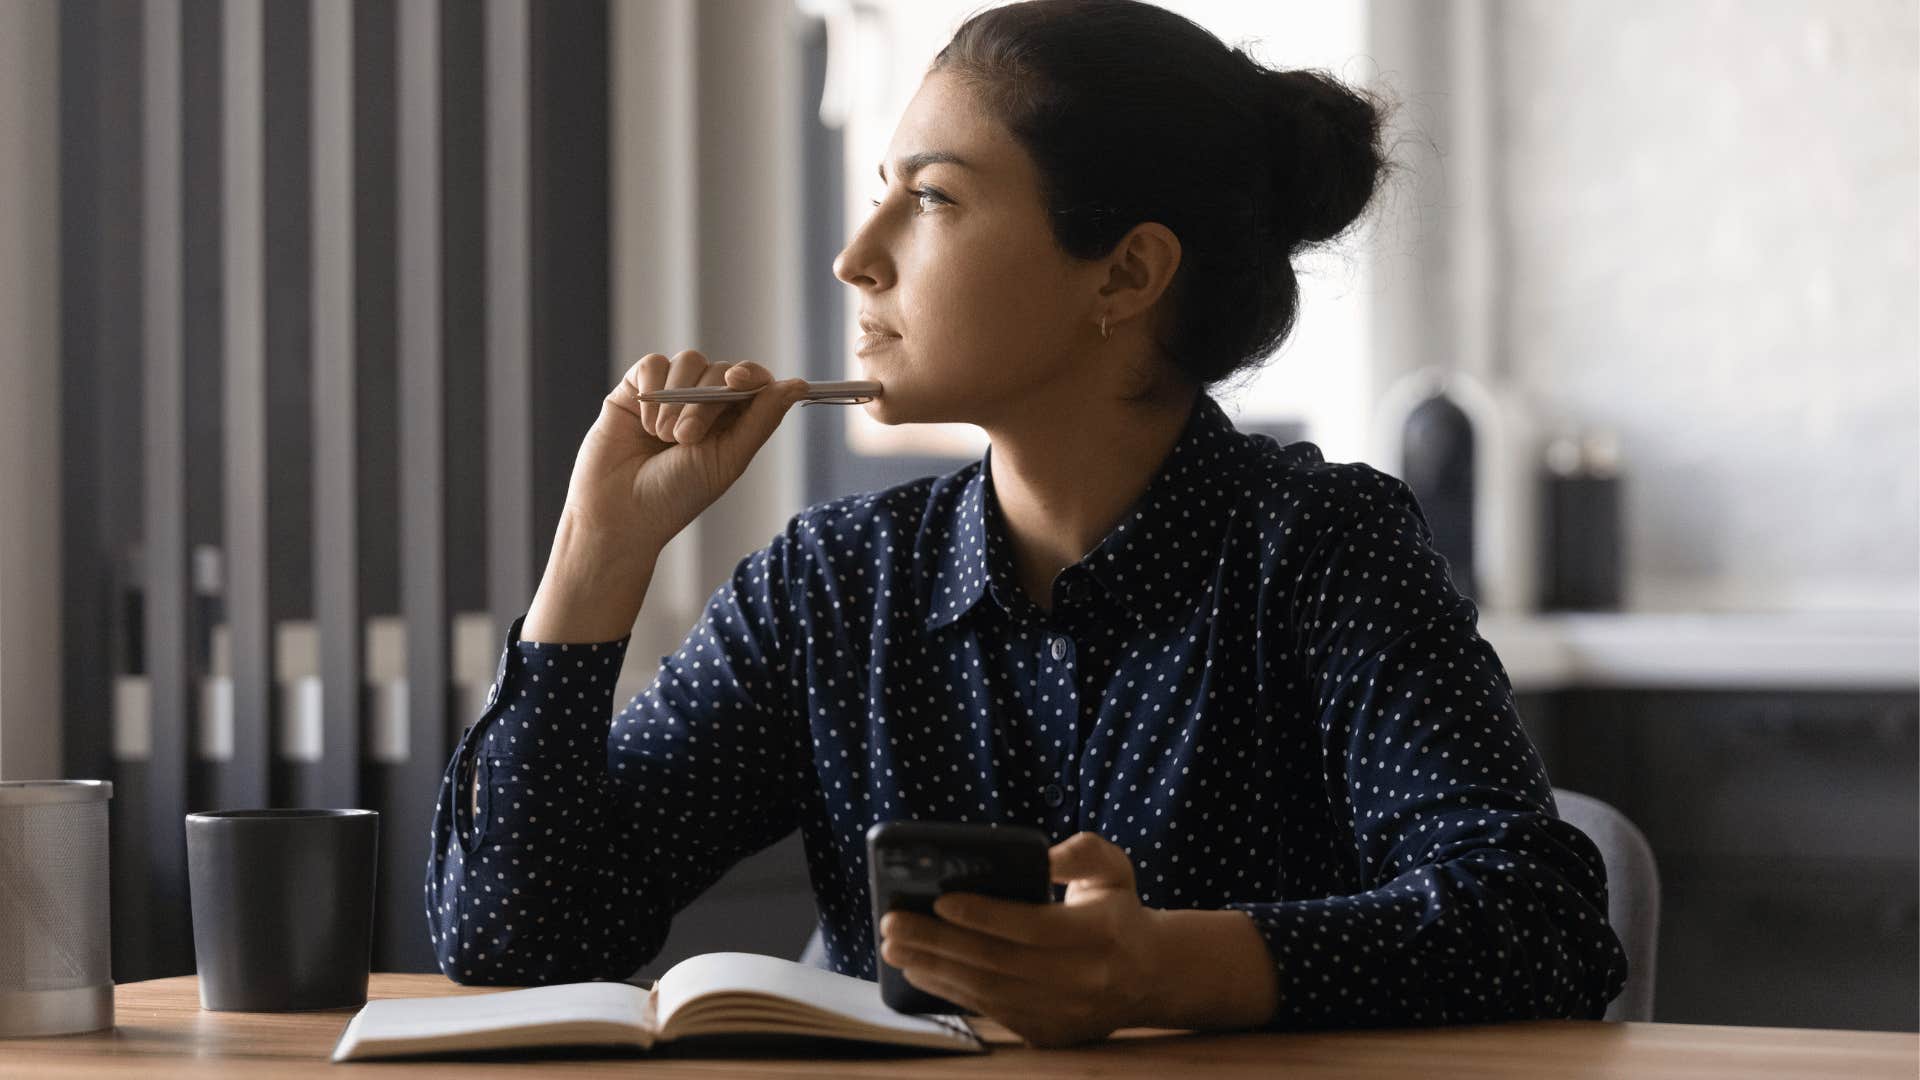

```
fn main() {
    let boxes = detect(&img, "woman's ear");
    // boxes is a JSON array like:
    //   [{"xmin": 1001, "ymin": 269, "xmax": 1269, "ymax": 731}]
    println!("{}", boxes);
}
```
[{"xmin": 1095, "ymin": 221, "xmax": 1182, "ymax": 329}]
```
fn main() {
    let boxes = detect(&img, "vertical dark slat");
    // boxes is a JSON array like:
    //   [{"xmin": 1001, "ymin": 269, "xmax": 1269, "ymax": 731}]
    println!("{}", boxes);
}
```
[
  {"xmin": 221, "ymin": 0, "xmax": 270, "ymax": 811},
  {"xmin": 141, "ymin": 0, "xmax": 195, "ymax": 976},
  {"xmin": 311, "ymin": 0, "xmax": 360, "ymax": 809},
  {"xmin": 441, "ymin": 0, "xmax": 487, "ymax": 628},
  {"xmin": 262, "ymin": 0, "xmax": 316, "ymax": 809},
  {"xmin": 97, "ymin": 0, "xmax": 158, "ymax": 607},
  {"xmin": 484, "ymin": 0, "xmax": 531, "ymax": 630},
  {"xmin": 526, "ymin": 1, "xmax": 610, "ymax": 553},
  {"xmin": 353, "ymin": 0, "xmax": 400, "ymax": 625},
  {"xmin": 386, "ymin": 0, "xmax": 450, "ymax": 972},
  {"xmin": 103, "ymin": 0, "xmax": 155, "ymax": 982},
  {"xmin": 180, "ymin": 0, "xmax": 224, "ymax": 812},
  {"xmin": 60, "ymin": 0, "xmax": 111, "ymax": 803},
  {"xmin": 65, "ymin": 0, "xmax": 155, "ymax": 982},
  {"xmin": 348, "ymin": 0, "xmax": 411, "ymax": 968}
]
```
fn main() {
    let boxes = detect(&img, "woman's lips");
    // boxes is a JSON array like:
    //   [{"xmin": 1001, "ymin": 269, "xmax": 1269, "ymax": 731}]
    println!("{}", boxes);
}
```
[{"xmin": 855, "ymin": 332, "xmax": 900, "ymax": 355}]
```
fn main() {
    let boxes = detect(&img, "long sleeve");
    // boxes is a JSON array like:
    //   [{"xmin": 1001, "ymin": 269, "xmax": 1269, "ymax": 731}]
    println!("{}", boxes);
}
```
[
  {"xmin": 1224, "ymin": 491, "xmax": 1629, "ymax": 1028},
  {"xmin": 423, "ymin": 532, "xmax": 812, "ymax": 985}
]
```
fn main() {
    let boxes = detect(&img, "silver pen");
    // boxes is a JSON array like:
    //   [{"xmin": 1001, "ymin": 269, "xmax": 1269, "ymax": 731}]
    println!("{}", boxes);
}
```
[{"xmin": 637, "ymin": 379, "xmax": 882, "ymax": 407}]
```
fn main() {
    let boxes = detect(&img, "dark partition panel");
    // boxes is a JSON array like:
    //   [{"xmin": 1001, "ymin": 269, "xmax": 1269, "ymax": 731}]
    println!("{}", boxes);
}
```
[
  {"xmin": 140, "ymin": 0, "xmax": 196, "ymax": 980},
  {"xmin": 263, "ymin": 0, "xmax": 320, "ymax": 812},
  {"xmin": 59, "ymin": 0, "xmax": 611, "ymax": 982},
  {"xmin": 219, "ymin": 0, "xmax": 272, "ymax": 817},
  {"xmin": 377, "ymin": 0, "xmax": 449, "ymax": 975}
]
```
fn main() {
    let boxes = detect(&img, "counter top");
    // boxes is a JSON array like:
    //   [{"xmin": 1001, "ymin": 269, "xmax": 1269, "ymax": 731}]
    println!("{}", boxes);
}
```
[{"xmin": 1478, "ymin": 610, "xmax": 1919, "ymax": 692}]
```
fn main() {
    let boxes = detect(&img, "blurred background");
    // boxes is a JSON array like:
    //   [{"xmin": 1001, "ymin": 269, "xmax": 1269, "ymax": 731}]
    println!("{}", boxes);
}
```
[{"xmin": 0, "ymin": 0, "xmax": 1913, "ymax": 1031}]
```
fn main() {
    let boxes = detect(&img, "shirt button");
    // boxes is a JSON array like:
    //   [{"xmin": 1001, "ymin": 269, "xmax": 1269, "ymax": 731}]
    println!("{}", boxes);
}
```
[
  {"xmin": 1043, "ymin": 783, "xmax": 1066, "ymax": 808},
  {"xmin": 1050, "ymin": 636, "xmax": 1069, "ymax": 661}
]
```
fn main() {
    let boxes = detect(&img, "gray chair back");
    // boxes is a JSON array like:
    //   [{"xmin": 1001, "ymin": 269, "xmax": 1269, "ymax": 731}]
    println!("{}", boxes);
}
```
[
  {"xmin": 799, "ymin": 923, "xmax": 831, "ymax": 971},
  {"xmin": 798, "ymin": 790, "xmax": 1662, "ymax": 1021},
  {"xmin": 1554, "ymin": 787, "xmax": 1661, "ymax": 1022}
]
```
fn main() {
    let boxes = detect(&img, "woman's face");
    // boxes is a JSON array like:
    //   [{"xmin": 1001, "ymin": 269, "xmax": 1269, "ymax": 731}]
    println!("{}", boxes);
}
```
[{"xmin": 833, "ymin": 70, "xmax": 1102, "ymax": 428}]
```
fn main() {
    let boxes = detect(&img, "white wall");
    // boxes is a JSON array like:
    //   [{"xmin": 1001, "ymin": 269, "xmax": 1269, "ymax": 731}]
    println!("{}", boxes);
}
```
[
  {"xmin": 1493, "ymin": 0, "xmax": 1918, "ymax": 612},
  {"xmin": 0, "ymin": 0, "xmax": 63, "ymax": 779}
]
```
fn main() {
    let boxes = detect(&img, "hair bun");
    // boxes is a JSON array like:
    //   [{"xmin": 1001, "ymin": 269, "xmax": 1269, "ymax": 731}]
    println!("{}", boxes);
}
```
[
  {"xmin": 935, "ymin": 1, "xmax": 1404, "ymax": 396},
  {"xmin": 1258, "ymin": 67, "xmax": 1388, "ymax": 249}
]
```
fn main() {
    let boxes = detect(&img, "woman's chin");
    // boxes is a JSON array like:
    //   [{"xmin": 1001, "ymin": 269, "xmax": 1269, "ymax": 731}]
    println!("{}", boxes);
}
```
[
  {"xmin": 854, "ymin": 367, "xmax": 905, "ymax": 423},
  {"xmin": 857, "ymin": 381, "xmax": 982, "ymax": 428},
  {"xmin": 860, "ymin": 394, "xmax": 906, "ymax": 425}
]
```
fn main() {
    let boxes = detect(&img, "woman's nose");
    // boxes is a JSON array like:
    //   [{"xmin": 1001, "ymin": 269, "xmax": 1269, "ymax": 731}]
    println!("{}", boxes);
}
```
[{"xmin": 832, "ymin": 217, "xmax": 891, "ymax": 290}]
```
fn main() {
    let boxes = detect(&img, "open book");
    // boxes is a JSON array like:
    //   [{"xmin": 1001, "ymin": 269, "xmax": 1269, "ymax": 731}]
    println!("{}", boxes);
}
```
[{"xmin": 330, "ymin": 952, "xmax": 985, "ymax": 1061}]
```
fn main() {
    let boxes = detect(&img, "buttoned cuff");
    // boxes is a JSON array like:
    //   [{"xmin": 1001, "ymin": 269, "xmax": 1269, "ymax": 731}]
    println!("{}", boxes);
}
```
[
  {"xmin": 1220, "ymin": 896, "xmax": 1353, "ymax": 1027},
  {"xmin": 472, "ymin": 613, "xmax": 633, "ymax": 762}
]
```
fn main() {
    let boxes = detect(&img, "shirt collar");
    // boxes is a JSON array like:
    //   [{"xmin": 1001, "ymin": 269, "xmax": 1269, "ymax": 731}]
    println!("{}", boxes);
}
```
[{"xmin": 920, "ymin": 392, "xmax": 1256, "ymax": 631}]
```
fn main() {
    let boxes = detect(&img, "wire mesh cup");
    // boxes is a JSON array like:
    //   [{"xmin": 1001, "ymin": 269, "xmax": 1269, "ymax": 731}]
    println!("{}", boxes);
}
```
[
  {"xmin": 0, "ymin": 780, "xmax": 115, "ymax": 1037},
  {"xmin": 185, "ymin": 808, "xmax": 378, "ymax": 1011}
]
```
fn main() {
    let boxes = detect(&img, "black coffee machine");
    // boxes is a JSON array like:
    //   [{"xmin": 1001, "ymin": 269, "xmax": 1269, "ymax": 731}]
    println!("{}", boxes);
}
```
[{"xmin": 1372, "ymin": 366, "xmax": 1542, "ymax": 616}]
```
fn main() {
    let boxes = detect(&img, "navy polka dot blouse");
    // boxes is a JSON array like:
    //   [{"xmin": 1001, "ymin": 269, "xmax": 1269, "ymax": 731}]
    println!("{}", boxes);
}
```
[{"xmin": 425, "ymin": 391, "xmax": 1629, "ymax": 1028}]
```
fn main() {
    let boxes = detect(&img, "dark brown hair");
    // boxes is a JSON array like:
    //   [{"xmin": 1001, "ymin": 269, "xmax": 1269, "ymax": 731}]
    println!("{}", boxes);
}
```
[{"xmin": 930, "ymin": 0, "xmax": 1400, "ymax": 403}]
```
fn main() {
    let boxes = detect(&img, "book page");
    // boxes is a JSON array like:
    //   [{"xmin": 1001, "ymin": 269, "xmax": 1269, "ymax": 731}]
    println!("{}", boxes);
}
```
[
  {"xmin": 332, "ymin": 981, "xmax": 653, "ymax": 1060},
  {"xmin": 656, "ymin": 952, "xmax": 973, "ymax": 1046}
]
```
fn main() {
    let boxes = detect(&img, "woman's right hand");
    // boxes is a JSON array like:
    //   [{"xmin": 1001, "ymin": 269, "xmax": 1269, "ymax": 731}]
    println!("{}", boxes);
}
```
[{"xmin": 564, "ymin": 350, "xmax": 811, "ymax": 555}]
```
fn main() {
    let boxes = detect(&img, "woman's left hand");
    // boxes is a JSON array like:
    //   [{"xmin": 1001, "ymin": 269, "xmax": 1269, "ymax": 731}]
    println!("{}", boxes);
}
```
[{"xmin": 877, "ymin": 830, "xmax": 1162, "ymax": 1048}]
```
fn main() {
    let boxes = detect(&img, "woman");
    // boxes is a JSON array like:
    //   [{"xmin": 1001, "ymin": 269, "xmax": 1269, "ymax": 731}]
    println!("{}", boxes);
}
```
[{"xmin": 426, "ymin": 0, "xmax": 1627, "ymax": 1046}]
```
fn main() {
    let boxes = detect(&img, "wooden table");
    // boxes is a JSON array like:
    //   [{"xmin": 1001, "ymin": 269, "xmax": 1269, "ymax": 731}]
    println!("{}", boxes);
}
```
[{"xmin": 4, "ymin": 974, "xmax": 1914, "ymax": 1078}]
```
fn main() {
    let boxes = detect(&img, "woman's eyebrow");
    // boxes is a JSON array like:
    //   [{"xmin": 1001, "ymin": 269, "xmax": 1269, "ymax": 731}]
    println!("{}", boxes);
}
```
[{"xmin": 877, "ymin": 150, "xmax": 972, "ymax": 184}]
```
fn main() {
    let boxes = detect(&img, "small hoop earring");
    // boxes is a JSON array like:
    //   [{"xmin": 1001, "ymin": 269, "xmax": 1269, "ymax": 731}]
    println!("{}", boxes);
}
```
[{"xmin": 1099, "ymin": 314, "xmax": 1111, "ymax": 342}]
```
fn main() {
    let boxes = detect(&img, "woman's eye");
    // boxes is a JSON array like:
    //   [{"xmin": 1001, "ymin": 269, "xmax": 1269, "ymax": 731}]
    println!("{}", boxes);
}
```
[{"xmin": 868, "ymin": 188, "xmax": 947, "ymax": 212}]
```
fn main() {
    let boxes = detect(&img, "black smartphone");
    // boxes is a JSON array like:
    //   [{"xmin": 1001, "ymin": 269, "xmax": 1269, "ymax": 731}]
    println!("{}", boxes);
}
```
[{"xmin": 866, "ymin": 820, "xmax": 1053, "ymax": 1016}]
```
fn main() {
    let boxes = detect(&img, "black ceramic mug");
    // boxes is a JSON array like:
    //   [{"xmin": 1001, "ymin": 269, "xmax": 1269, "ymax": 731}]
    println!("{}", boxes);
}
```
[{"xmin": 184, "ymin": 809, "xmax": 378, "ymax": 1011}]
